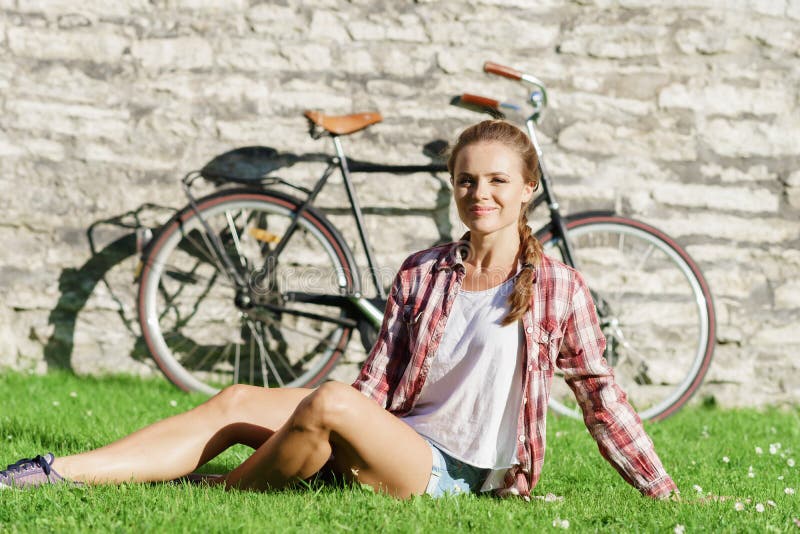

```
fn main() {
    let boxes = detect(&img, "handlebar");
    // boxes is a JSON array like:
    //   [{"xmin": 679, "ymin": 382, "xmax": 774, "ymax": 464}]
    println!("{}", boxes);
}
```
[
  {"xmin": 459, "ymin": 93, "xmax": 519, "ymax": 112},
  {"xmin": 483, "ymin": 60, "xmax": 548, "ymax": 119},
  {"xmin": 484, "ymin": 61, "xmax": 523, "ymax": 81}
]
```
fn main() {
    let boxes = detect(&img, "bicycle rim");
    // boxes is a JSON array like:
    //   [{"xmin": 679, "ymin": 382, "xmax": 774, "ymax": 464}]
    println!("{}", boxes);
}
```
[
  {"xmin": 539, "ymin": 216, "xmax": 715, "ymax": 421},
  {"xmin": 138, "ymin": 191, "xmax": 359, "ymax": 394}
]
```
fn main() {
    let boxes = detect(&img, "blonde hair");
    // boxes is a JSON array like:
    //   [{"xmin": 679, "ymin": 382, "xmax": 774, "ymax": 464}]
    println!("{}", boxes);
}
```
[{"xmin": 447, "ymin": 120, "xmax": 543, "ymax": 325}]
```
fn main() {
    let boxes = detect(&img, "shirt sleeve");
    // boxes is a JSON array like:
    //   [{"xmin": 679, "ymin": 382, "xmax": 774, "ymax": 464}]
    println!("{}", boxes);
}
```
[
  {"xmin": 350, "ymin": 268, "xmax": 411, "ymax": 410},
  {"xmin": 555, "ymin": 270, "xmax": 678, "ymax": 499}
]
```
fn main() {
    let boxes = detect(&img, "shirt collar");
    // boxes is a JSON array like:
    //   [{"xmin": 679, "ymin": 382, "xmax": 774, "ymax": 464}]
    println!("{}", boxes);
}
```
[{"xmin": 434, "ymin": 231, "xmax": 538, "ymax": 283}]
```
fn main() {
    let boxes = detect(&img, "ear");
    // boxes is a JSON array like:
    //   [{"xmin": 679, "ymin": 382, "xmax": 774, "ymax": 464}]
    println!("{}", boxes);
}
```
[{"xmin": 521, "ymin": 180, "xmax": 535, "ymax": 204}]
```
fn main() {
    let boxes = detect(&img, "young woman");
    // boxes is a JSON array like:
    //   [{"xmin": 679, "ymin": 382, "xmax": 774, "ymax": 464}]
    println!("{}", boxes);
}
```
[{"xmin": 1, "ymin": 120, "xmax": 677, "ymax": 499}]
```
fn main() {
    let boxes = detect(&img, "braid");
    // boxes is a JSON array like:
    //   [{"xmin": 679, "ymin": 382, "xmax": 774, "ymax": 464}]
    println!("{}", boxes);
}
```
[{"xmin": 502, "ymin": 214, "xmax": 542, "ymax": 325}]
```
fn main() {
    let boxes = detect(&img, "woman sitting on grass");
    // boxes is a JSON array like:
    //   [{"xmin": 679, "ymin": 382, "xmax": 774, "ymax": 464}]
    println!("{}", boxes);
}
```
[{"xmin": 0, "ymin": 120, "xmax": 677, "ymax": 499}]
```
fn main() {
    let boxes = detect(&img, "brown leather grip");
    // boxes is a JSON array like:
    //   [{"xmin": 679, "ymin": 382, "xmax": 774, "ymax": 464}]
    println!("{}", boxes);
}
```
[
  {"xmin": 460, "ymin": 93, "xmax": 501, "ymax": 109},
  {"xmin": 484, "ymin": 61, "xmax": 522, "ymax": 81}
]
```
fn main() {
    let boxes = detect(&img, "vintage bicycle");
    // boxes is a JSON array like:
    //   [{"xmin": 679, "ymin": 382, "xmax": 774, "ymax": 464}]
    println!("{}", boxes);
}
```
[{"xmin": 135, "ymin": 61, "xmax": 715, "ymax": 421}]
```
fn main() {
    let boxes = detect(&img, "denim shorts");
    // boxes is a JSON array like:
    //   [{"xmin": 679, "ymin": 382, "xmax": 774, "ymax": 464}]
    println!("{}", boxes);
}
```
[{"xmin": 424, "ymin": 440, "xmax": 490, "ymax": 498}]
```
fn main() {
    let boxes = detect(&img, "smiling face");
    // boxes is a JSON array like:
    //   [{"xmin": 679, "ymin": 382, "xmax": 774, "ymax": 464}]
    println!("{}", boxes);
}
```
[{"xmin": 452, "ymin": 141, "xmax": 535, "ymax": 240}]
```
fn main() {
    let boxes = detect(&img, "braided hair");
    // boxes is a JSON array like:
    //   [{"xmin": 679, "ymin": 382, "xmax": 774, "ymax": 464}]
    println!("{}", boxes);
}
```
[{"xmin": 447, "ymin": 120, "xmax": 543, "ymax": 325}]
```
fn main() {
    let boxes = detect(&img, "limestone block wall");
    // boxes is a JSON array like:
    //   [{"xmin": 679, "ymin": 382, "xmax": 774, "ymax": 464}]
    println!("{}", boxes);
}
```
[{"xmin": 0, "ymin": 0, "xmax": 798, "ymax": 407}]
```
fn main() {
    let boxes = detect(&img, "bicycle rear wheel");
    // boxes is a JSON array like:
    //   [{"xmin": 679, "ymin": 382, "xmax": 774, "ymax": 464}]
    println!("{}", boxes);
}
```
[
  {"xmin": 138, "ymin": 189, "xmax": 360, "ymax": 395},
  {"xmin": 537, "ymin": 215, "xmax": 715, "ymax": 421}
]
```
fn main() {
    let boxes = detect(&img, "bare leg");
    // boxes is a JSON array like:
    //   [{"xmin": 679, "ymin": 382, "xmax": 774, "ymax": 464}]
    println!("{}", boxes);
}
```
[
  {"xmin": 226, "ymin": 382, "xmax": 432, "ymax": 498},
  {"xmin": 52, "ymin": 385, "xmax": 312, "ymax": 484}
]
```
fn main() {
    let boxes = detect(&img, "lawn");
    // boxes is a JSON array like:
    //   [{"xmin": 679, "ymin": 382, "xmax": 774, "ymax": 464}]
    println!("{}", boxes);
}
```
[{"xmin": 0, "ymin": 371, "xmax": 798, "ymax": 533}]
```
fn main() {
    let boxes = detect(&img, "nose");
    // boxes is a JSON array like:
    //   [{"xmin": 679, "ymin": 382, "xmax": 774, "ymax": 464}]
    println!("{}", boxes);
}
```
[{"xmin": 471, "ymin": 178, "xmax": 490, "ymax": 199}]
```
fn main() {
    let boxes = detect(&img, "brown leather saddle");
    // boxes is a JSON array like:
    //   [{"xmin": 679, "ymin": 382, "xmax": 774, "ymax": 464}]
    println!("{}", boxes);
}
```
[{"xmin": 304, "ymin": 111, "xmax": 383, "ymax": 135}]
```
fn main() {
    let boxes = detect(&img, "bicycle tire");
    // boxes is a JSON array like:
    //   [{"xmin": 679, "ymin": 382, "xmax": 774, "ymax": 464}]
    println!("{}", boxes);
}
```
[
  {"xmin": 536, "ymin": 214, "xmax": 715, "ymax": 421},
  {"xmin": 138, "ymin": 188, "xmax": 360, "ymax": 394}
]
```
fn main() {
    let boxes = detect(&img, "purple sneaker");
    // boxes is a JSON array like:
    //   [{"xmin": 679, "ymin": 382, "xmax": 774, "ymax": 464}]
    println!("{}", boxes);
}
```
[{"xmin": 0, "ymin": 453, "xmax": 79, "ymax": 489}]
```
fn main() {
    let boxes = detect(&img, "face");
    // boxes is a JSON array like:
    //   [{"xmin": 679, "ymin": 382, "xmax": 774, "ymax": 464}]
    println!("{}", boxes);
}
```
[{"xmin": 452, "ymin": 142, "xmax": 535, "ymax": 240}]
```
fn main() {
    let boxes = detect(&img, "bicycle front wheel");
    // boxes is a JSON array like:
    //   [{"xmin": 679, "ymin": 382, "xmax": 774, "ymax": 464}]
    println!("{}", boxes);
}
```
[
  {"xmin": 138, "ymin": 189, "xmax": 360, "ymax": 395},
  {"xmin": 537, "ymin": 215, "xmax": 715, "ymax": 421}
]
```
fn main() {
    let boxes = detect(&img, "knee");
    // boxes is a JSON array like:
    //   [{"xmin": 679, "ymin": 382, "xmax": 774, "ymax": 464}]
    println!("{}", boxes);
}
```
[
  {"xmin": 293, "ymin": 381, "xmax": 355, "ymax": 432},
  {"xmin": 209, "ymin": 384, "xmax": 254, "ymax": 420}
]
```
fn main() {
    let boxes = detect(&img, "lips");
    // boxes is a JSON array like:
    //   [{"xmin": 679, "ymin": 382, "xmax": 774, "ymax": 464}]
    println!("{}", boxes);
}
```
[{"xmin": 469, "ymin": 206, "xmax": 497, "ymax": 215}]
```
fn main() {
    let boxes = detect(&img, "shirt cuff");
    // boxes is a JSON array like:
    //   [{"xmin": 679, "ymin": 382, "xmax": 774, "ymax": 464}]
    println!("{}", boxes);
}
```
[{"xmin": 641, "ymin": 475, "xmax": 679, "ymax": 499}]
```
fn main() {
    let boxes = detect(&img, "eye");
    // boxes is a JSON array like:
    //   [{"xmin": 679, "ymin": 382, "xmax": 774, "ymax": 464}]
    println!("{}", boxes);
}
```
[{"xmin": 456, "ymin": 176, "xmax": 474, "ymax": 186}]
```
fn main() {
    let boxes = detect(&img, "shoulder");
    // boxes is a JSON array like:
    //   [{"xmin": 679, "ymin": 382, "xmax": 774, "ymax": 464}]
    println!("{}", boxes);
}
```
[
  {"xmin": 534, "ymin": 254, "xmax": 588, "ymax": 295},
  {"xmin": 389, "ymin": 242, "xmax": 462, "ymax": 300},
  {"xmin": 536, "ymin": 254, "xmax": 578, "ymax": 281},
  {"xmin": 397, "ymin": 242, "xmax": 461, "ymax": 274}
]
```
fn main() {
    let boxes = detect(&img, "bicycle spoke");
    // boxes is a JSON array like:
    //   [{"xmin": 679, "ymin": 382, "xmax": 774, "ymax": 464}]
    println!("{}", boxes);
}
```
[
  {"xmin": 157, "ymin": 268, "xmax": 220, "ymax": 327},
  {"xmin": 255, "ymin": 308, "xmax": 346, "ymax": 355},
  {"xmin": 234, "ymin": 333, "xmax": 241, "ymax": 385},
  {"xmin": 244, "ymin": 318, "xmax": 286, "ymax": 388},
  {"xmin": 183, "ymin": 229, "xmax": 233, "ymax": 279}
]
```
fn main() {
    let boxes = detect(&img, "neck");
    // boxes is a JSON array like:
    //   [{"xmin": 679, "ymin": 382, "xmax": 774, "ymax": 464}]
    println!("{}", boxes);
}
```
[{"xmin": 464, "ymin": 227, "xmax": 521, "ymax": 271}]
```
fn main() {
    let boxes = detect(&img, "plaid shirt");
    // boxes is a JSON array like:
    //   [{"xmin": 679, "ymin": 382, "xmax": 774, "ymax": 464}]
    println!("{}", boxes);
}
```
[{"xmin": 351, "ymin": 242, "xmax": 677, "ymax": 499}]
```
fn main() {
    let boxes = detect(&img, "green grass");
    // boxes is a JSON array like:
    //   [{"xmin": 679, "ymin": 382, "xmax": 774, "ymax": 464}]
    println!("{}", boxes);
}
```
[{"xmin": 0, "ymin": 371, "xmax": 798, "ymax": 533}]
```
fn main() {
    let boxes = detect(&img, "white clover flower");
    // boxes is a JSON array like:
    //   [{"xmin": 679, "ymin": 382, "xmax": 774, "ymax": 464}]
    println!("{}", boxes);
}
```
[
  {"xmin": 86, "ymin": 410, "xmax": 93, "ymax": 417},
  {"xmin": 722, "ymin": 456, "xmax": 730, "ymax": 463},
  {"xmin": 734, "ymin": 501, "xmax": 745, "ymax": 511},
  {"xmin": 788, "ymin": 458, "xmax": 796, "ymax": 468},
  {"xmin": 786, "ymin": 487, "xmax": 796, "ymax": 495},
  {"xmin": 767, "ymin": 500, "xmax": 776, "ymax": 507},
  {"xmin": 52, "ymin": 401, "xmax": 60, "ymax": 407},
  {"xmin": 756, "ymin": 503, "xmax": 765, "ymax": 513},
  {"xmin": 755, "ymin": 446, "xmax": 763, "ymax": 455},
  {"xmin": 169, "ymin": 400, "xmax": 178, "ymax": 407},
  {"xmin": 693, "ymin": 484, "xmax": 703, "ymax": 493},
  {"xmin": 552, "ymin": 518, "xmax": 569, "ymax": 529},
  {"xmin": 69, "ymin": 391, "xmax": 78, "ymax": 398},
  {"xmin": 769, "ymin": 443, "xmax": 780, "ymax": 455},
  {"xmin": 674, "ymin": 524, "xmax": 685, "ymax": 534},
  {"xmin": 5, "ymin": 435, "xmax": 11, "ymax": 441},
  {"xmin": 747, "ymin": 466, "xmax": 755, "ymax": 478},
  {"xmin": 779, "ymin": 475, "xmax": 785, "ymax": 480}
]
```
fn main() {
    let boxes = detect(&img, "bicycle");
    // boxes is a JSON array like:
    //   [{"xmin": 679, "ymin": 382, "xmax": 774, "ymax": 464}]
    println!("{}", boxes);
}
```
[{"xmin": 135, "ymin": 61, "xmax": 716, "ymax": 421}]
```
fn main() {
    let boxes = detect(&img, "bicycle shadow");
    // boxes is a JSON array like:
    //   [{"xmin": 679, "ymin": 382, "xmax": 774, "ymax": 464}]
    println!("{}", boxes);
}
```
[{"xmin": 42, "ymin": 205, "xmax": 176, "ymax": 371}]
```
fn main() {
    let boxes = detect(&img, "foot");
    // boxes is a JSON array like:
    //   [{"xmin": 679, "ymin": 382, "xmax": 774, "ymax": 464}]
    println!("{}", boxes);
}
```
[{"xmin": 0, "ymin": 453, "xmax": 81, "ymax": 489}]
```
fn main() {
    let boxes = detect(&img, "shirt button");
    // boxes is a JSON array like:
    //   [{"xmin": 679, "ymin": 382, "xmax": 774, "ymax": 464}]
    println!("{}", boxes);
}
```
[
  {"xmin": 526, "ymin": 326, "xmax": 533, "ymax": 334},
  {"xmin": 523, "ymin": 397, "xmax": 528, "ymax": 404},
  {"xmin": 542, "ymin": 333, "xmax": 550, "ymax": 343},
  {"xmin": 527, "ymin": 365, "xmax": 533, "ymax": 372},
  {"xmin": 518, "ymin": 435, "xmax": 525, "ymax": 443}
]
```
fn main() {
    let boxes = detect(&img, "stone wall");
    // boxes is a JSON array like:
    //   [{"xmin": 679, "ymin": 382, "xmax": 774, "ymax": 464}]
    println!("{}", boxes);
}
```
[{"xmin": 0, "ymin": 0, "xmax": 798, "ymax": 407}]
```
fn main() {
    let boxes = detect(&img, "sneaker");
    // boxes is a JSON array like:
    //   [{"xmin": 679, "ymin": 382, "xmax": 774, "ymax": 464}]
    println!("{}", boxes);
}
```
[{"xmin": 0, "ymin": 453, "xmax": 80, "ymax": 489}]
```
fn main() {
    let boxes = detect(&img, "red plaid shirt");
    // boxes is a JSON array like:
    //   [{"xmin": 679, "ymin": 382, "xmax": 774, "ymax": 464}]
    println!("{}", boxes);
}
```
[{"xmin": 351, "ymin": 242, "xmax": 677, "ymax": 499}]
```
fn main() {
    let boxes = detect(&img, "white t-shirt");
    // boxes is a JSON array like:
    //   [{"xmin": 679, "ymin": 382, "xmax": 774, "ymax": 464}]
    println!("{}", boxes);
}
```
[{"xmin": 401, "ymin": 275, "xmax": 524, "ymax": 478}]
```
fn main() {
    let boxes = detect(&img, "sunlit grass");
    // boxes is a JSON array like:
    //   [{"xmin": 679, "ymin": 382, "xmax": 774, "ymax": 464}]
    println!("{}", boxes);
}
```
[{"xmin": 0, "ymin": 371, "xmax": 798, "ymax": 532}]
